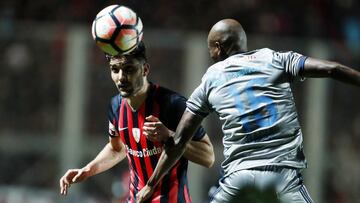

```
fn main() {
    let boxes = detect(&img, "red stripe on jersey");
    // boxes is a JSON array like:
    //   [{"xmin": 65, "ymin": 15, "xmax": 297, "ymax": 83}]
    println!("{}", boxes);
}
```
[
  {"xmin": 168, "ymin": 162, "xmax": 180, "ymax": 202},
  {"xmin": 150, "ymin": 183, "xmax": 162, "ymax": 203},
  {"xmin": 137, "ymin": 103, "xmax": 155, "ymax": 182},
  {"xmin": 119, "ymin": 100, "xmax": 126, "ymax": 143},
  {"xmin": 120, "ymin": 101, "xmax": 133, "ymax": 170},
  {"xmin": 126, "ymin": 103, "xmax": 146, "ymax": 188},
  {"xmin": 184, "ymin": 184, "xmax": 191, "ymax": 203},
  {"xmin": 128, "ymin": 169, "xmax": 135, "ymax": 203},
  {"xmin": 120, "ymin": 101, "xmax": 137, "ymax": 202}
]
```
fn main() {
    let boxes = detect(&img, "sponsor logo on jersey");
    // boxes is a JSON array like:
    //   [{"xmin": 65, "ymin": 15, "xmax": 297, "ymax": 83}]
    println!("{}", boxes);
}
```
[{"xmin": 124, "ymin": 144, "xmax": 163, "ymax": 157}]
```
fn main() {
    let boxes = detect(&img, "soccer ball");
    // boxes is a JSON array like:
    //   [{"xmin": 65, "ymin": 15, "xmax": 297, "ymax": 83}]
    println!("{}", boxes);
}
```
[{"xmin": 92, "ymin": 5, "xmax": 143, "ymax": 56}]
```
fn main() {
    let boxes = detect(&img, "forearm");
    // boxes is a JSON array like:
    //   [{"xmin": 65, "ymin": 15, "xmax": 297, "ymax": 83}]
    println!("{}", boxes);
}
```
[
  {"xmin": 304, "ymin": 58, "xmax": 360, "ymax": 86},
  {"xmin": 146, "ymin": 110, "xmax": 204, "ymax": 187},
  {"xmin": 330, "ymin": 63, "xmax": 360, "ymax": 86},
  {"xmin": 183, "ymin": 136, "xmax": 214, "ymax": 168},
  {"xmin": 147, "ymin": 138, "xmax": 187, "ymax": 187},
  {"xmin": 85, "ymin": 143, "xmax": 126, "ymax": 177}
]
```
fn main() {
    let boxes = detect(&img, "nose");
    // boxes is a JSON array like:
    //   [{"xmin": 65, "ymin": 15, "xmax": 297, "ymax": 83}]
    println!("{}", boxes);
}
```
[{"xmin": 117, "ymin": 70, "xmax": 127, "ymax": 82}]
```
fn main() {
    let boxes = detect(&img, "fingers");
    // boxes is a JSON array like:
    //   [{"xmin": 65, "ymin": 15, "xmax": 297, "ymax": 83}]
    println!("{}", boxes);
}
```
[
  {"xmin": 145, "ymin": 115, "xmax": 159, "ymax": 122},
  {"xmin": 136, "ymin": 190, "xmax": 144, "ymax": 203},
  {"xmin": 59, "ymin": 169, "xmax": 80, "ymax": 195},
  {"xmin": 143, "ymin": 125, "xmax": 157, "ymax": 133},
  {"xmin": 143, "ymin": 115, "xmax": 171, "ymax": 142},
  {"xmin": 60, "ymin": 183, "xmax": 70, "ymax": 195},
  {"xmin": 143, "ymin": 121, "xmax": 161, "ymax": 142},
  {"xmin": 143, "ymin": 121, "xmax": 161, "ymax": 129},
  {"xmin": 136, "ymin": 185, "xmax": 153, "ymax": 203},
  {"xmin": 60, "ymin": 171, "xmax": 72, "ymax": 195},
  {"xmin": 143, "ymin": 130, "xmax": 158, "ymax": 142}
]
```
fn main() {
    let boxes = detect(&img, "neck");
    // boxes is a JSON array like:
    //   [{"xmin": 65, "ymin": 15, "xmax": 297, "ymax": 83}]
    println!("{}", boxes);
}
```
[{"xmin": 126, "ymin": 81, "xmax": 150, "ymax": 111}]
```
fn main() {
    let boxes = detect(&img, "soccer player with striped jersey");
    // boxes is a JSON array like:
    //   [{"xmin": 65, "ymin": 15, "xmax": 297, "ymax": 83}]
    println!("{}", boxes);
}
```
[
  {"xmin": 137, "ymin": 19, "xmax": 360, "ymax": 203},
  {"xmin": 59, "ymin": 42, "xmax": 215, "ymax": 203}
]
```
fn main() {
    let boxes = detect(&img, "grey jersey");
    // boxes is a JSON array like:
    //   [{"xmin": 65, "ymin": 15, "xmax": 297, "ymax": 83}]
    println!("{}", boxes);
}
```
[{"xmin": 187, "ymin": 48, "xmax": 308, "ymax": 176}]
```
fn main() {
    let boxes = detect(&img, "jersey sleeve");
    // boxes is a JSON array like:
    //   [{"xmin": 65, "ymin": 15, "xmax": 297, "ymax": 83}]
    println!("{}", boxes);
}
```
[
  {"xmin": 107, "ymin": 95, "xmax": 121, "ymax": 137},
  {"xmin": 164, "ymin": 92, "xmax": 206, "ymax": 141},
  {"xmin": 186, "ymin": 77, "xmax": 213, "ymax": 118},
  {"xmin": 272, "ymin": 51, "xmax": 308, "ymax": 78}
]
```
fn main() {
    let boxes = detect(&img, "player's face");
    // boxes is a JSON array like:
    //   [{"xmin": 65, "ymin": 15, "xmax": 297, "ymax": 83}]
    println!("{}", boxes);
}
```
[
  {"xmin": 109, "ymin": 57, "xmax": 148, "ymax": 98},
  {"xmin": 207, "ymin": 40, "xmax": 221, "ymax": 63}
]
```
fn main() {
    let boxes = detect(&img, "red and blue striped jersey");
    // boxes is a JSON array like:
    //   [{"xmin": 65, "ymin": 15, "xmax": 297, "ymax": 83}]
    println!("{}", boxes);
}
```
[{"xmin": 108, "ymin": 83, "xmax": 206, "ymax": 203}]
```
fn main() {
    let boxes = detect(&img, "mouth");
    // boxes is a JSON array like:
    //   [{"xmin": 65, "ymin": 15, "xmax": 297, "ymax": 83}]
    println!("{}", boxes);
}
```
[{"xmin": 117, "ymin": 83, "xmax": 130, "ymax": 91}]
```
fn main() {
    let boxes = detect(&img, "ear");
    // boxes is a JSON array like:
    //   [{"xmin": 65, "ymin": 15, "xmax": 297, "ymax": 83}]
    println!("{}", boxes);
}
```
[
  {"xmin": 142, "ymin": 63, "xmax": 150, "ymax": 76},
  {"xmin": 215, "ymin": 41, "xmax": 222, "ymax": 57},
  {"xmin": 215, "ymin": 41, "xmax": 221, "ymax": 49}
]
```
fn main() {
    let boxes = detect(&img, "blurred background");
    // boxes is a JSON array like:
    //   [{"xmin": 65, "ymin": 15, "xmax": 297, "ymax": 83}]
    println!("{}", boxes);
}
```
[{"xmin": 0, "ymin": 0, "xmax": 359, "ymax": 202}]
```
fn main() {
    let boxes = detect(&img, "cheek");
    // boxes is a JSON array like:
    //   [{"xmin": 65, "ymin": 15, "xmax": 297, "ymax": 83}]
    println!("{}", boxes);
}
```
[
  {"xmin": 209, "ymin": 48, "xmax": 216, "ymax": 57},
  {"xmin": 135, "ymin": 75, "xmax": 144, "ymax": 87},
  {"xmin": 110, "ymin": 73, "xmax": 117, "ymax": 83}
]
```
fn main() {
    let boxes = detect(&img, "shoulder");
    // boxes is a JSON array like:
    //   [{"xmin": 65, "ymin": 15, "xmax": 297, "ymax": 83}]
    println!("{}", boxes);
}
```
[
  {"xmin": 110, "ymin": 94, "xmax": 122, "ymax": 104},
  {"xmin": 202, "ymin": 62, "xmax": 225, "ymax": 81},
  {"xmin": 156, "ymin": 85, "xmax": 187, "ymax": 105},
  {"xmin": 108, "ymin": 94, "xmax": 122, "ymax": 121},
  {"xmin": 252, "ymin": 48, "xmax": 277, "ymax": 58},
  {"xmin": 109, "ymin": 94, "xmax": 122, "ymax": 110}
]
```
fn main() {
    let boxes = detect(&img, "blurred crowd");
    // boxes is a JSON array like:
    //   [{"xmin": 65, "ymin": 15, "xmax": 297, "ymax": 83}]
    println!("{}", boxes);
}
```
[
  {"xmin": 0, "ymin": 0, "xmax": 359, "ymax": 39},
  {"xmin": 0, "ymin": 0, "xmax": 359, "ymax": 203}
]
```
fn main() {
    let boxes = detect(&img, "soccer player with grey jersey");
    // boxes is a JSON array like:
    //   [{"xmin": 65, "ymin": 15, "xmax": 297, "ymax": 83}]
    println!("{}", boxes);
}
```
[
  {"xmin": 189, "ymin": 48, "xmax": 308, "ymax": 171},
  {"xmin": 136, "ymin": 19, "xmax": 360, "ymax": 203}
]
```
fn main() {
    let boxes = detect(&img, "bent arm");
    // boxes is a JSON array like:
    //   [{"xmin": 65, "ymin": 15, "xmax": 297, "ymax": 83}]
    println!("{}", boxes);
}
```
[
  {"xmin": 84, "ymin": 135, "xmax": 126, "ymax": 177},
  {"xmin": 147, "ymin": 110, "xmax": 204, "ymax": 187},
  {"xmin": 143, "ymin": 115, "xmax": 214, "ymax": 168},
  {"xmin": 303, "ymin": 57, "xmax": 360, "ymax": 86},
  {"xmin": 183, "ymin": 134, "xmax": 214, "ymax": 168},
  {"xmin": 60, "ymin": 135, "xmax": 126, "ymax": 195}
]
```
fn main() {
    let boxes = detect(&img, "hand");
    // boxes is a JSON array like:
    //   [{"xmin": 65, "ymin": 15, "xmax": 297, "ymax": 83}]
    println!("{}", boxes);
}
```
[
  {"xmin": 136, "ymin": 184, "xmax": 154, "ymax": 203},
  {"xmin": 59, "ymin": 167, "xmax": 90, "ymax": 195},
  {"xmin": 143, "ymin": 115, "xmax": 172, "ymax": 142}
]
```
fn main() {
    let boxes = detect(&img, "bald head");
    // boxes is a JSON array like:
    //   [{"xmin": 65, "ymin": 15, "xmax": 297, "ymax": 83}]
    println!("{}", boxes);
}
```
[{"xmin": 207, "ymin": 19, "xmax": 247, "ymax": 62}]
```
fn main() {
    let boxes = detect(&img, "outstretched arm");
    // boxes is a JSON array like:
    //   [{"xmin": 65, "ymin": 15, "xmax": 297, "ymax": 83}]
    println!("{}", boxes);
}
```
[
  {"xmin": 303, "ymin": 57, "xmax": 360, "ymax": 86},
  {"xmin": 59, "ymin": 135, "xmax": 126, "ymax": 195},
  {"xmin": 143, "ymin": 115, "xmax": 214, "ymax": 168},
  {"xmin": 137, "ymin": 111, "xmax": 204, "ymax": 202}
]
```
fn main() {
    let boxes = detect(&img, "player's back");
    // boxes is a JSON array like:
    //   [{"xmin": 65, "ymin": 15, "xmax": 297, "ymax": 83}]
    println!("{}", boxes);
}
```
[{"xmin": 188, "ymin": 48, "xmax": 307, "ymax": 175}]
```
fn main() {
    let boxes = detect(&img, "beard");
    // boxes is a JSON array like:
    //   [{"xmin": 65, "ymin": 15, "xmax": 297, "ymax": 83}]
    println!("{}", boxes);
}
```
[
  {"xmin": 118, "ymin": 77, "xmax": 144, "ymax": 98},
  {"xmin": 119, "ymin": 89, "xmax": 132, "ymax": 98}
]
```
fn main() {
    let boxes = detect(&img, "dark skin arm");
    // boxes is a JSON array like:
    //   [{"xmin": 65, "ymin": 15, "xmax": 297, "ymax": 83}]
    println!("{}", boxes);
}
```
[
  {"xmin": 143, "ymin": 115, "xmax": 214, "ymax": 168},
  {"xmin": 136, "ymin": 110, "xmax": 203, "ymax": 203},
  {"xmin": 303, "ymin": 57, "xmax": 360, "ymax": 86}
]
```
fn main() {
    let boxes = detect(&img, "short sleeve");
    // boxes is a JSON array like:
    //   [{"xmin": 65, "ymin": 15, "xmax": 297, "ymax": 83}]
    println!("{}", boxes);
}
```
[
  {"xmin": 272, "ymin": 51, "xmax": 308, "ymax": 78},
  {"xmin": 186, "ymin": 79, "xmax": 212, "ymax": 118},
  {"xmin": 107, "ymin": 95, "xmax": 121, "ymax": 137}
]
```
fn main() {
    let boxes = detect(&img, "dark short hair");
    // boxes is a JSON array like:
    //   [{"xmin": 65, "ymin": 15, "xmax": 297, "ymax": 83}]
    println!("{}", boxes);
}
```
[{"xmin": 105, "ymin": 41, "xmax": 147, "ymax": 62}]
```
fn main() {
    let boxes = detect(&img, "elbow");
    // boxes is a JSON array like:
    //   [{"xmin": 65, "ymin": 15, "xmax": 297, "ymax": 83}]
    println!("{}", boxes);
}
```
[
  {"xmin": 204, "ymin": 150, "xmax": 215, "ymax": 168},
  {"xmin": 327, "ymin": 62, "xmax": 341, "ymax": 78},
  {"xmin": 206, "ymin": 155, "xmax": 215, "ymax": 168},
  {"xmin": 326, "ymin": 62, "xmax": 341, "ymax": 78},
  {"xmin": 203, "ymin": 140, "xmax": 215, "ymax": 168}
]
